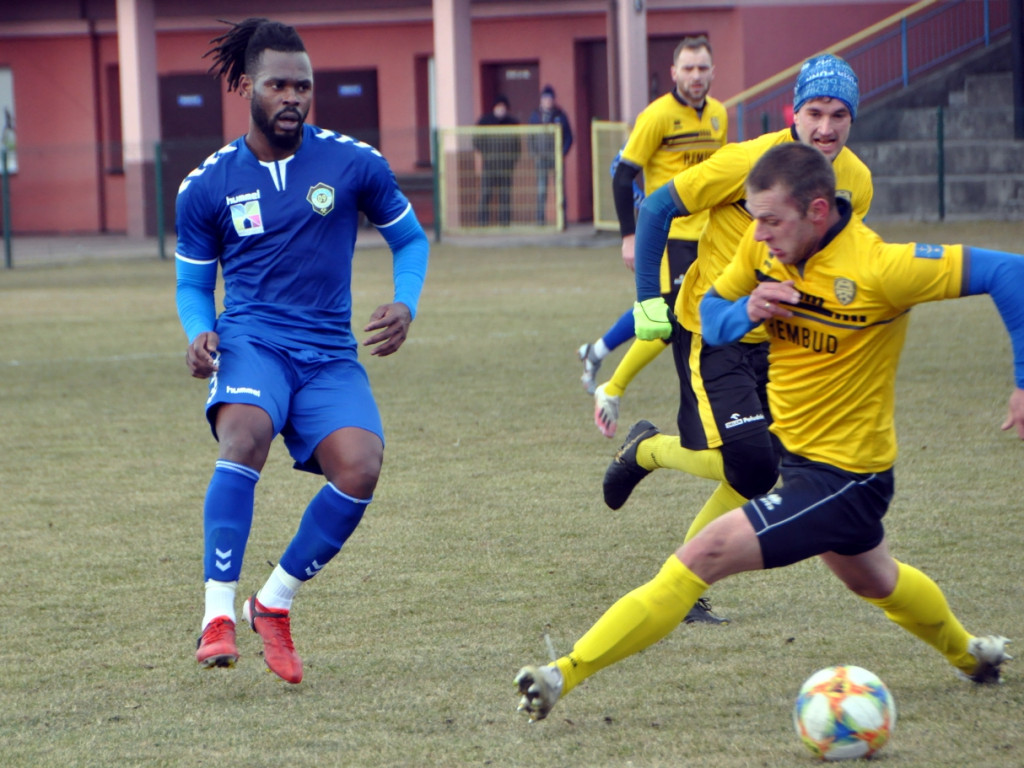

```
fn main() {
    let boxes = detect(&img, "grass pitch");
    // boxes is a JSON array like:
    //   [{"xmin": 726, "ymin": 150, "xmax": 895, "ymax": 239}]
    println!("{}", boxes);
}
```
[{"xmin": 0, "ymin": 221, "xmax": 1021, "ymax": 767}]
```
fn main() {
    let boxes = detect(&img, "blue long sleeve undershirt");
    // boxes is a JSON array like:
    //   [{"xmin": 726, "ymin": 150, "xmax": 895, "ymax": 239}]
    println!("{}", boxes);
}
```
[
  {"xmin": 966, "ymin": 247, "xmax": 1024, "ymax": 388},
  {"xmin": 700, "ymin": 290, "xmax": 755, "ymax": 346},
  {"xmin": 377, "ymin": 204, "xmax": 429, "ymax": 319},
  {"xmin": 175, "ymin": 258, "xmax": 218, "ymax": 344},
  {"xmin": 634, "ymin": 183, "xmax": 688, "ymax": 301}
]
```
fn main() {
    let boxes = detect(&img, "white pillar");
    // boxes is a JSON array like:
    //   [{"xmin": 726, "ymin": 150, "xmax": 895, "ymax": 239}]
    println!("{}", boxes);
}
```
[
  {"xmin": 433, "ymin": 0, "xmax": 474, "ymax": 129},
  {"xmin": 116, "ymin": 0, "xmax": 160, "ymax": 237},
  {"xmin": 616, "ymin": 0, "xmax": 648, "ymax": 124}
]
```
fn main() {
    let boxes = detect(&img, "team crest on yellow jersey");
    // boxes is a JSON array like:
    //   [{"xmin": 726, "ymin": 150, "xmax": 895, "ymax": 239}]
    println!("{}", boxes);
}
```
[
  {"xmin": 307, "ymin": 183, "xmax": 335, "ymax": 216},
  {"xmin": 834, "ymin": 277, "xmax": 857, "ymax": 305},
  {"xmin": 711, "ymin": 117, "xmax": 721, "ymax": 132}
]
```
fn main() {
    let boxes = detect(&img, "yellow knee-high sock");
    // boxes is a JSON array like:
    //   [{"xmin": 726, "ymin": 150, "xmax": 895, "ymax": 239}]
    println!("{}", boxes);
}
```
[
  {"xmin": 861, "ymin": 561, "xmax": 975, "ymax": 674},
  {"xmin": 604, "ymin": 338, "xmax": 668, "ymax": 397},
  {"xmin": 684, "ymin": 482, "xmax": 747, "ymax": 543},
  {"xmin": 636, "ymin": 434, "xmax": 726, "ymax": 482},
  {"xmin": 554, "ymin": 556, "xmax": 708, "ymax": 695}
]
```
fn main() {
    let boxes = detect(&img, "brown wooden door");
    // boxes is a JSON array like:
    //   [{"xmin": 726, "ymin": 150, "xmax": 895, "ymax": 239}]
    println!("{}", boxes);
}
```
[
  {"xmin": 315, "ymin": 69, "xmax": 381, "ymax": 149},
  {"xmin": 159, "ymin": 73, "xmax": 224, "ymax": 233}
]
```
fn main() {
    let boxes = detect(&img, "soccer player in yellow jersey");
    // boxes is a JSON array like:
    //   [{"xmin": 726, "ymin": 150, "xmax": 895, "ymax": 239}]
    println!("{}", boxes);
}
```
[
  {"xmin": 578, "ymin": 36, "xmax": 727, "ymax": 437},
  {"xmin": 515, "ymin": 142, "xmax": 1020, "ymax": 722},
  {"xmin": 603, "ymin": 55, "xmax": 869, "ymax": 625}
]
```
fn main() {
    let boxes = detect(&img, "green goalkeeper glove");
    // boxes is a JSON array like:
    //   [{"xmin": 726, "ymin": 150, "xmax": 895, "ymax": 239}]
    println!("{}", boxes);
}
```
[{"xmin": 633, "ymin": 297, "xmax": 672, "ymax": 341}]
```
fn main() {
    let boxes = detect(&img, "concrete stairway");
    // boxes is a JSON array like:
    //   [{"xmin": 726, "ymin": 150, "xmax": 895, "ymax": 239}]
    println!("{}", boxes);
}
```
[{"xmin": 847, "ymin": 70, "xmax": 1024, "ymax": 221}]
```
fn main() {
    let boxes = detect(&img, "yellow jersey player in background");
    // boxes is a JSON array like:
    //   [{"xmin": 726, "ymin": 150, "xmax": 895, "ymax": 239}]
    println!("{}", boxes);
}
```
[
  {"xmin": 515, "ymin": 141, "xmax": 1020, "ymax": 723},
  {"xmin": 578, "ymin": 36, "xmax": 726, "ymax": 437},
  {"xmin": 604, "ymin": 54, "xmax": 869, "ymax": 624}
]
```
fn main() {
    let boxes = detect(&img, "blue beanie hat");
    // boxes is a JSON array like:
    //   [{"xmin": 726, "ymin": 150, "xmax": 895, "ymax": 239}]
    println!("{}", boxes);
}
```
[{"xmin": 793, "ymin": 54, "xmax": 859, "ymax": 121}]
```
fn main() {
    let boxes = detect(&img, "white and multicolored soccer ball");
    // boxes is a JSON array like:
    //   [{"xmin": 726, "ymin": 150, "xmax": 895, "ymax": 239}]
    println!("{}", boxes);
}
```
[{"xmin": 793, "ymin": 665, "xmax": 896, "ymax": 761}]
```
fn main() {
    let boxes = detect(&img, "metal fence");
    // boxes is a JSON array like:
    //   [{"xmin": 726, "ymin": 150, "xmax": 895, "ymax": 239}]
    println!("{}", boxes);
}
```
[
  {"xmin": 590, "ymin": 120, "xmax": 630, "ymax": 232},
  {"xmin": 434, "ymin": 124, "xmax": 565, "ymax": 235},
  {"xmin": 727, "ymin": 0, "xmax": 1012, "ymax": 140}
]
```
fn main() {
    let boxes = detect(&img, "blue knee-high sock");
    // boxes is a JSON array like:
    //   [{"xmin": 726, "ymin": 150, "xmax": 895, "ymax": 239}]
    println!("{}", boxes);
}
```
[
  {"xmin": 603, "ymin": 308, "xmax": 636, "ymax": 351},
  {"xmin": 279, "ymin": 483, "xmax": 370, "ymax": 581},
  {"xmin": 203, "ymin": 460, "xmax": 259, "ymax": 582}
]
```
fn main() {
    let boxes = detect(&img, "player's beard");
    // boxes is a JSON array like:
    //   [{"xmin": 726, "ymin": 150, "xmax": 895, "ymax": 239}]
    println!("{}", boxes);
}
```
[{"xmin": 252, "ymin": 102, "xmax": 305, "ymax": 152}]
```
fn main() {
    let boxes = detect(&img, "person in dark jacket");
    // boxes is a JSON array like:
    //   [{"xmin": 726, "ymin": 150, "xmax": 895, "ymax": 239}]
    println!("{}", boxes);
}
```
[
  {"xmin": 528, "ymin": 85, "xmax": 573, "ymax": 224},
  {"xmin": 474, "ymin": 95, "xmax": 520, "ymax": 226}
]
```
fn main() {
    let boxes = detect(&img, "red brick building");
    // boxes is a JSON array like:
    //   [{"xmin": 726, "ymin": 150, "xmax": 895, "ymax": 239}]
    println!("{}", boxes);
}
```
[{"xmin": 0, "ymin": 1, "xmax": 922, "ymax": 235}]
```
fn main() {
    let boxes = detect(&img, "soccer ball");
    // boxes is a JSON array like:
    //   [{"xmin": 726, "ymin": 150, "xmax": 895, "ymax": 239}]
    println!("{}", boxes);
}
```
[{"xmin": 793, "ymin": 665, "xmax": 896, "ymax": 761}]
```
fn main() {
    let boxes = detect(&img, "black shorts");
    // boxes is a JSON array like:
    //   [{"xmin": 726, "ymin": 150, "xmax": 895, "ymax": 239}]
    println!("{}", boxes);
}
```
[
  {"xmin": 743, "ymin": 450, "xmax": 894, "ymax": 570},
  {"xmin": 662, "ymin": 239, "xmax": 698, "ymax": 309},
  {"xmin": 671, "ymin": 323, "xmax": 770, "ymax": 451}
]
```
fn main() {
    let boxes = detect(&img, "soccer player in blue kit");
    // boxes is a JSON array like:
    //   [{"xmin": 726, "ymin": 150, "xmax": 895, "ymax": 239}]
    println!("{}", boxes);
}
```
[{"xmin": 175, "ymin": 18, "xmax": 429, "ymax": 684}]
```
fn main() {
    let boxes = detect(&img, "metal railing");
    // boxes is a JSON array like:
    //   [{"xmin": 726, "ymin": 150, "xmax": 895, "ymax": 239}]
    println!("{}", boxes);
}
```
[
  {"xmin": 725, "ymin": 0, "xmax": 1012, "ymax": 140},
  {"xmin": 434, "ymin": 124, "xmax": 565, "ymax": 235}
]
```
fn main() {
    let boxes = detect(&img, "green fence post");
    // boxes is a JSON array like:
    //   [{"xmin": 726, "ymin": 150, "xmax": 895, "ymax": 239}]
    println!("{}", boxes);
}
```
[
  {"xmin": 155, "ymin": 141, "xmax": 167, "ymax": 259},
  {"xmin": 936, "ymin": 105, "xmax": 945, "ymax": 221},
  {"xmin": 431, "ymin": 129, "xmax": 442, "ymax": 243},
  {"xmin": 1, "ymin": 149, "xmax": 11, "ymax": 269}
]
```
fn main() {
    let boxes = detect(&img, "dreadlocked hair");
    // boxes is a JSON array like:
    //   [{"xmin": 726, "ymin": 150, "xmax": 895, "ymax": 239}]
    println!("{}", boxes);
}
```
[{"xmin": 204, "ymin": 17, "xmax": 306, "ymax": 93}]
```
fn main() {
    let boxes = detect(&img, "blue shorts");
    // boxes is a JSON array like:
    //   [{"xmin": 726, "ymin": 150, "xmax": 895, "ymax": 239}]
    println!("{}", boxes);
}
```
[
  {"xmin": 742, "ymin": 450, "xmax": 894, "ymax": 570},
  {"xmin": 205, "ymin": 336, "xmax": 383, "ymax": 474}
]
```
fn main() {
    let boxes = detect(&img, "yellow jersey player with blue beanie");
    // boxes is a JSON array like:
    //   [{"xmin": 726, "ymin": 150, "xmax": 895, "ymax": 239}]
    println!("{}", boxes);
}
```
[{"xmin": 603, "ymin": 54, "xmax": 867, "ymax": 626}]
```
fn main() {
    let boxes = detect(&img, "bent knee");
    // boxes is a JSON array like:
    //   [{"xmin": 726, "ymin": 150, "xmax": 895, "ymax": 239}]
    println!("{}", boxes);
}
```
[{"xmin": 327, "ymin": 454, "xmax": 382, "ymax": 498}]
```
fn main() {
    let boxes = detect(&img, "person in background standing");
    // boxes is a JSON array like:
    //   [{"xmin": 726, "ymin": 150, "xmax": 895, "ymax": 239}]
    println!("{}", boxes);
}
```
[
  {"xmin": 474, "ymin": 95, "xmax": 521, "ymax": 227},
  {"xmin": 528, "ymin": 85, "xmax": 573, "ymax": 225}
]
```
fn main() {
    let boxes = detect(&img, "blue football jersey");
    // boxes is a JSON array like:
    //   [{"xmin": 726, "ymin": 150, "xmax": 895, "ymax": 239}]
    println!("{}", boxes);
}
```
[{"xmin": 175, "ymin": 124, "xmax": 412, "ymax": 355}]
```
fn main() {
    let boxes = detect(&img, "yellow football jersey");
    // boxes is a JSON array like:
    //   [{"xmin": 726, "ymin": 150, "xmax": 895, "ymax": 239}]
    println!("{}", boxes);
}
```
[
  {"xmin": 621, "ymin": 92, "xmax": 728, "ymax": 243},
  {"xmin": 673, "ymin": 127, "xmax": 873, "ymax": 340},
  {"xmin": 712, "ymin": 211, "xmax": 966, "ymax": 473}
]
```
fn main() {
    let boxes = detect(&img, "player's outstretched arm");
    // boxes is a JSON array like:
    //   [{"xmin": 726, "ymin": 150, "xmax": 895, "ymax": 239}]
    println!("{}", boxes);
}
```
[
  {"xmin": 965, "ymin": 247, "xmax": 1024, "ymax": 437},
  {"xmin": 634, "ymin": 183, "xmax": 687, "ymax": 302}
]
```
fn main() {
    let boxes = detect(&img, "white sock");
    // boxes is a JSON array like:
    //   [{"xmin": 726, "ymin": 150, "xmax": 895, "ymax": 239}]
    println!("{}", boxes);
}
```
[
  {"xmin": 257, "ymin": 565, "xmax": 303, "ymax": 612},
  {"xmin": 202, "ymin": 579, "xmax": 238, "ymax": 630},
  {"xmin": 593, "ymin": 338, "xmax": 610, "ymax": 359}
]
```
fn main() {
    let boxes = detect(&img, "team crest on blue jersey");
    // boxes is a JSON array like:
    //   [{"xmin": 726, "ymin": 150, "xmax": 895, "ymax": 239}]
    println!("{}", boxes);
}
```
[
  {"xmin": 834, "ymin": 277, "xmax": 856, "ymax": 305},
  {"xmin": 230, "ymin": 201, "xmax": 264, "ymax": 237},
  {"xmin": 307, "ymin": 183, "xmax": 335, "ymax": 216},
  {"xmin": 914, "ymin": 243, "xmax": 945, "ymax": 259}
]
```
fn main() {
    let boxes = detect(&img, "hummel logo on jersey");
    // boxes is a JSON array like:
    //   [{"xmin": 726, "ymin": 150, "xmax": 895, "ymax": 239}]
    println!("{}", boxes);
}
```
[
  {"xmin": 226, "ymin": 190, "xmax": 260, "ymax": 205},
  {"xmin": 307, "ymin": 183, "xmax": 335, "ymax": 216}
]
